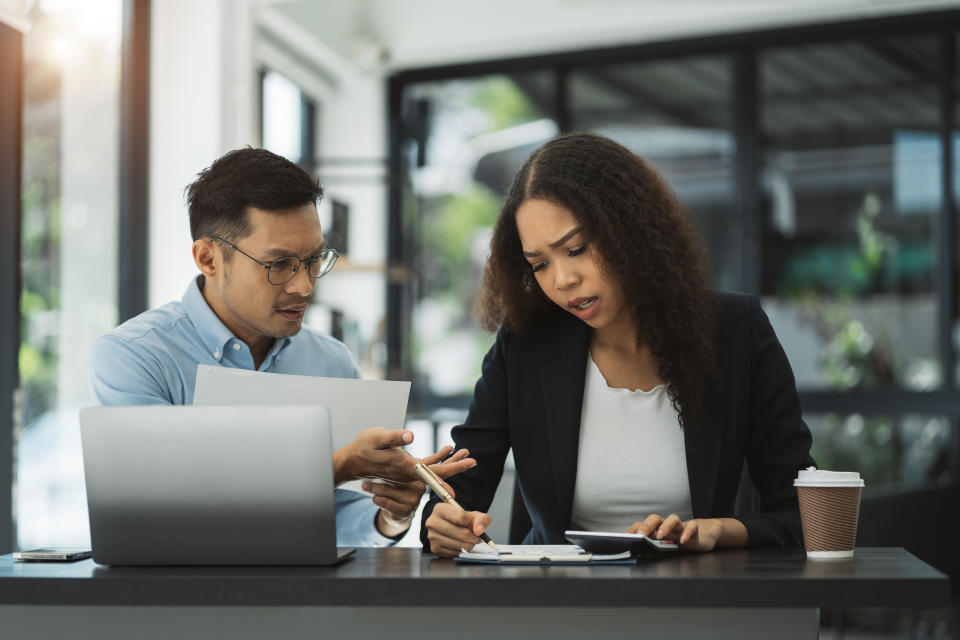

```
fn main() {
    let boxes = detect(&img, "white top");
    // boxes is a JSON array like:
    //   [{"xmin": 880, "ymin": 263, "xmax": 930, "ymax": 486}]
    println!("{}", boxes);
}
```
[{"xmin": 570, "ymin": 354, "xmax": 693, "ymax": 532}]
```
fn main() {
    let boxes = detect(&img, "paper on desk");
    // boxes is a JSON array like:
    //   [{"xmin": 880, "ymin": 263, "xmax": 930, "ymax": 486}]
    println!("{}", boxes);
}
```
[
  {"xmin": 193, "ymin": 365, "xmax": 411, "ymax": 493},
  {"xmin": 458, "ymin": 543, "xmax": 631, "ymax": 563}
]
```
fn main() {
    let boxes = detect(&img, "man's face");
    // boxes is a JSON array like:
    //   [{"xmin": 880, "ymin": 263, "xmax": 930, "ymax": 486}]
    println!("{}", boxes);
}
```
[{"xmin": 213, "ymin": 204, "xmax": 324, "ymax": 346}]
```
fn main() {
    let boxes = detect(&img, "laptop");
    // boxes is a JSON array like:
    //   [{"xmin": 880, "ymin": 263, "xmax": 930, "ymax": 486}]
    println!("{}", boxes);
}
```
[{"xmin": 79, "ymin": 404, "xmax": 355, "ymax": 566}]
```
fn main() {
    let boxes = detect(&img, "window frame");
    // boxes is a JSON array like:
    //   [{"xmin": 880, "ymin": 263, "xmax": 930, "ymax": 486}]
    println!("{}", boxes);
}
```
[{"xmin": 386, "ymin": 9, "xmax": 960, "ymax": 479}]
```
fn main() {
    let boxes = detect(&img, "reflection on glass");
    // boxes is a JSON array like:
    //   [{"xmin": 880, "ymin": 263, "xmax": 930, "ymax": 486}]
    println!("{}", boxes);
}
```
[
  {"xmin": 760, "ymin": 36, "xmax": 941, "ymax": 391},
  {"xmin": 568, "ymin": 56, "xmax": 734, "ymax": 288},
  {"xmin": 402, "ymin": 74, "xmax": 556, "ymax": 409},
  {"xmin": 18, "ymin": 0, "xmax": 122, "ymax": 549},
  {"xmin": 954, "ymin": 32, "xmax": 960, "ymax": 388},
  {"xmin": 806, "ymin": 414, "xmax": 951, "ymax": 490}
]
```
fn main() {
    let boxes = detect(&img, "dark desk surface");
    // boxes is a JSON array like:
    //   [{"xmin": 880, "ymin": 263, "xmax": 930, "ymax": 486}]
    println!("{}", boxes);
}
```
[{"xmin": 0, "ymin": 547, "xmax": 948, "ymax": 608}]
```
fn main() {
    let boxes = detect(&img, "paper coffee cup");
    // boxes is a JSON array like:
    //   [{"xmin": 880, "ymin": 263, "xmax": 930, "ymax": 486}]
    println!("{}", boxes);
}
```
[{"xmin": 794, "ymin": 467, "xmax": 864, "ymax": 559}]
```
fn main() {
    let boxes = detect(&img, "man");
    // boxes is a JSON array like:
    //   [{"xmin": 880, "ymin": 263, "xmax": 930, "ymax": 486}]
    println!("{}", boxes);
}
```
[{"xmin": 88, "ymin": 148, "xmax": 473, "ymax": 546}]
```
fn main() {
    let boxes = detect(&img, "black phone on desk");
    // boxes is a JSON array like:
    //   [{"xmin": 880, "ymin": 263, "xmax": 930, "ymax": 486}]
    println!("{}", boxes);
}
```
[
  {"xmin": 13, "ymin": 548, "xmax": 92, "ymax": 562},
  {"xmin": 564, "ymin": 530, "xmax": 679, "ymax": 556}
]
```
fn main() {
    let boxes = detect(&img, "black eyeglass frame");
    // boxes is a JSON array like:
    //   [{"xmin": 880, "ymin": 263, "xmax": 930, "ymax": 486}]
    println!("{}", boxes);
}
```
[{"xmin": 211, "ymin": 236, "xmax": 339, "ymax": 285}]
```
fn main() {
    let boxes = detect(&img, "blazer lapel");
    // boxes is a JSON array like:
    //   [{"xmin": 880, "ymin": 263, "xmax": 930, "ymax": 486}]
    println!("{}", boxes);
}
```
[
  {"xmin": 539, "ymin": 319, "xmax": 590, "ymax": 531},
  {"xmin": 684, "ymin": 341, "xmax": 728, "ymax": 518}
]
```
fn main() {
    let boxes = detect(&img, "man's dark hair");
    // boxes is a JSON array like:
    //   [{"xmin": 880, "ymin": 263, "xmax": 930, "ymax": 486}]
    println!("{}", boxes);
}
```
[{"xmin": 185, "ymin": 148, "xmax": 323, "ymax": 250}]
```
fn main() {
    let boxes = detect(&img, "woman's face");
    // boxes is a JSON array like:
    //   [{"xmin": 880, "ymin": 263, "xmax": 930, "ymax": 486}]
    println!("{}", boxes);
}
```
[{"xmin": 515, "ymin": 198, "xmax": 631, "ymax": 334}]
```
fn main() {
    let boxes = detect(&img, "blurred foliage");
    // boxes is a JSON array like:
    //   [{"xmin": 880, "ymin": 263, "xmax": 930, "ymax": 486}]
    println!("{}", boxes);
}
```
[
  {"xmin": 469, "ymin": 75, "xmax": 540, "ymax": 132},
  {"xmin": 777, "ymin": 192, "xmax": 931, "ymax": 297},
  {"xmin": 794, "ymin": 192, "xmax": 947, "ymax": 487},
  {"xmin": 809, "ymin": 414, "xmax": 898, "ymax": 486},
  {"xmin": 408, "ymin": 75, "xmax": 539, "ymax": 400},
  {"xmin": 19, "ymin": 8, "xmax": 62, "ymax": 430},
  {"xmin": 419, "ymin": 185, "xmax": 500, "ymax": 299},
  {"xmin": 795, "ymin": 192, "xmax": 900, "ymax": 391}
]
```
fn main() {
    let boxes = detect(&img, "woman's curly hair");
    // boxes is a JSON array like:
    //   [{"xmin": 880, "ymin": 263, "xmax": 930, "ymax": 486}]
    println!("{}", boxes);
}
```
[{"xmin": 477, "ymin": 132, "xmax": 717, "ymax": 433}]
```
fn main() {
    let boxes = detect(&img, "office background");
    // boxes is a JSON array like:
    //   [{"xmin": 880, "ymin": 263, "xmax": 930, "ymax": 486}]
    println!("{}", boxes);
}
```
[{"xmin": 2, "ymin": 0, "xmax": 959, "ymax": 636}]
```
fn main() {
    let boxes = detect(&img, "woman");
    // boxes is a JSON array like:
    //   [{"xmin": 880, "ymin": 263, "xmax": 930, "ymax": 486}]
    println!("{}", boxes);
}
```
[{"xmin": 421, "ymin": 133, "xmax": 815, "ymax": 557}]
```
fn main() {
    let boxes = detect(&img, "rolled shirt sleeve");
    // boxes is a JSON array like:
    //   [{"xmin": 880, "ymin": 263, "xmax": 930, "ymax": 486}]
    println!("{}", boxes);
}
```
[{"xmin": 335, "ymin": 489, "xmax": 406, "ymax": 547}]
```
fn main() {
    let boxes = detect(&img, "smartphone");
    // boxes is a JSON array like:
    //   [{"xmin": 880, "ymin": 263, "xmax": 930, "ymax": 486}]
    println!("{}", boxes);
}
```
[
  {"xmin": 13, "ymin": 547, "xmax": 92, "ymax": 562},
  {"xmin": 564, "ymin": 530, "xmax": 679, "ymax": 555}
]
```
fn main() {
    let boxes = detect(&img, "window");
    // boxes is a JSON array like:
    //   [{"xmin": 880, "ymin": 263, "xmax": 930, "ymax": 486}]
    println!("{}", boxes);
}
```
[
  {"xmin": 17, "ymin": 0, "xmax": 123, "ymax": 549},
  {"xmin": 759, "ymin": 36, "xmax": 942, "ymax": 392},
  {"xmin": 398, "ymin": 73, "xmax": 558, "ymax": 411},
  {"xmin": 261, "ymin": 69, "xmax": 315, "ymax": 167},
  {"xmin": 569, "ymin": 56, "xmax": 736, "ymax": 288}
]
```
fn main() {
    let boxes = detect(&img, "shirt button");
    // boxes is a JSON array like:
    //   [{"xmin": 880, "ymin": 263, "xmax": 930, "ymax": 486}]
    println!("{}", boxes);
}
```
[
  {"xmin": 233, "ymin": 343, "xmax": 241, "ymax": 351},
  {"xmin": 213, "ymin": 351, "xmax": 220, "ymax": 359}
]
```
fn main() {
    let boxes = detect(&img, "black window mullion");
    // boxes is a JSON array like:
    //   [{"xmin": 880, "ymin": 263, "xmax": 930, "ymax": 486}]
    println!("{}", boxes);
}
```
[
  {"xmin": 733, "ymin": 49, "xmax": 761, "ymax": 296},
  {"xmin": 299, "ymin": 95, "xmax": 316, "ymax": 171},
  {"xmin": 940, "ymin": 31, "xmax": 960, "ymax": 483},
  {"xmin": 555, "ymin": 65, "xmax": 570, "ymax": 133},
  {"xmin": 386, "ymin": 76, "xmax": 405, "ymax": 379},
  {"xmin": 118, "ymin": 0, "xmax": 150, "ymax": 323},
  {"xmin": 0, "ymin": 20, "xmax": 23, "ymax": 554}
]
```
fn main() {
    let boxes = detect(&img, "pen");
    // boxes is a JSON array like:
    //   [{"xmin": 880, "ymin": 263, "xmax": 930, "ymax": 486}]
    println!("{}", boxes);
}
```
[{"xmin": 413, "ymin": 461, "xmax": 501, "ymax": 553}]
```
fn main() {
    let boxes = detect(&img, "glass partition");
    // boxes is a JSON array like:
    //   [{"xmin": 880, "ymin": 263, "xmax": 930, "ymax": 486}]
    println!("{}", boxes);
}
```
[
  {"xmin": 569, "ymin": 56, "xmax": 736, "ymax": 288},
  {"xmin": 759, "ymin": 36, "xmax": 941, "ymax": 392},
  {"xmin": 17, "ymin": 0, "xmax": 123, "ymax": 549},
  {"xmin": 400, "ymin": 73, "xmax": 557, "ymax": 413}
]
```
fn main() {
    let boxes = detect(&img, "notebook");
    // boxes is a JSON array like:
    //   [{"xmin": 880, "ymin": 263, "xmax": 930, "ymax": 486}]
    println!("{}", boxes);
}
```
[
  {"xmin": 79, "ymin": 404, "xmax": 354, "ymax": 566},
  {"xmin": 456, "ymin": 543, "xmax": 633, "ymax": 565}
]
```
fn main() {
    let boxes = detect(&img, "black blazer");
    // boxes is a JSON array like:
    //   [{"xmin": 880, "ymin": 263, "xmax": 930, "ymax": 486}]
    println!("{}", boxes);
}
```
[{"xmin": 421, "ymin": 291, "xmax": 815, "ymax": 549}]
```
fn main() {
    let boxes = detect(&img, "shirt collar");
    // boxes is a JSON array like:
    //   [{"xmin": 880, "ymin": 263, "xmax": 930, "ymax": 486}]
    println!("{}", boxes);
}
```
[
  {"xmin": 182, "ymin": 275, "xmax": 294, "ymax": 366},
  {"xmin": 182, "ymin": 275, "xmax": 238, "ymax": 362}
]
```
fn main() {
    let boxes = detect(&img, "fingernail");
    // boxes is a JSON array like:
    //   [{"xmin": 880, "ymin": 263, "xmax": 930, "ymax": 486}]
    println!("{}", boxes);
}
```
[
  {"xmin": 362, "ymin": 482, "xmax": 370, "ymax": 491},
  {"xmin": 402, "ymin": 432, "xmax": 413, "ymax": 444}
]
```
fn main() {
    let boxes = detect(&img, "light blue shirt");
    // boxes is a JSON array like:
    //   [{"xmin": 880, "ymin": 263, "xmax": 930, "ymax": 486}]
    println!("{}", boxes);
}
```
[{"xmin": 88, "ymin": 275, "xmax": 399, "ymax": 547}]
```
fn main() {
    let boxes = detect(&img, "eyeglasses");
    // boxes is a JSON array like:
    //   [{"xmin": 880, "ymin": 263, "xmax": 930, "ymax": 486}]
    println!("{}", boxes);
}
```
[{"xmin": 211, "ymin": 236, "xmax": 339, "ymax": 285}]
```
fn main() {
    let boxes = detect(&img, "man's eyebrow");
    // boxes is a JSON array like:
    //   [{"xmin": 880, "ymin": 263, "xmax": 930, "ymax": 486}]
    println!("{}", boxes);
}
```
[
  {"xmin": 261, "ymin": 243, "xmax": 325, "ymax": 258},
  {"xmin": 522, "ymin": 227, "xmax": 583, "ymax": 258}
]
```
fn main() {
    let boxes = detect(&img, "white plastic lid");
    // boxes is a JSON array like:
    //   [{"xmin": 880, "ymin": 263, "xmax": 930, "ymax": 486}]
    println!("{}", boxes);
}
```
[{"xmin": 794, "ymin": 466, "xmax": 864, "ymax": 487}]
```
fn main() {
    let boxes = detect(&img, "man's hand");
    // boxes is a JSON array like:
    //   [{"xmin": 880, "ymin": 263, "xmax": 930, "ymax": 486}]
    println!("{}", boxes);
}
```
[
  {"xmin": 363, "ymin": 479, "xmax": 425, "ymax": 538},
  {"xmin": 333, "ymin": 427, "xmax": 476, "ymax": 486},
  {"xmin": 424, "ymin": 502, "xmax": 492, "ymax": 557}
]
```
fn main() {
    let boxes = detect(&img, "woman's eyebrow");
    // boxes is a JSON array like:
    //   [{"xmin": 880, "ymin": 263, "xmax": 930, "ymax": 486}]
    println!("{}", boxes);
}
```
[{"xmin": 522, "ymin": 227, "xmax": 583, "ymax": 257}]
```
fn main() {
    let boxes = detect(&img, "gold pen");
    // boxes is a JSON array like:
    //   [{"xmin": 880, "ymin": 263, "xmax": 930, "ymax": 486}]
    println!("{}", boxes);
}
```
[{"xmin": 413, "ymin": 461, "xmax": 501, "ymax": 553}]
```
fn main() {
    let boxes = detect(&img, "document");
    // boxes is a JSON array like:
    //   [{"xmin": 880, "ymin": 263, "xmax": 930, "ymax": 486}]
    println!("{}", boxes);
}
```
[
  {"xmin": 456, "ymin": 543, "xmax": 633, "ymax": 565},
  {"xmin": 193, "ymin": 365, "xmax": 411, "ymax": 450},
  {"xmin": 193, "ymin": 365, "xmax": 411, "ymax": 493}
]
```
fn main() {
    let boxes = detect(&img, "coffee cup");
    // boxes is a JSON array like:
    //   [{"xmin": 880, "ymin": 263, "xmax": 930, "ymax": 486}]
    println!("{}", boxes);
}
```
[{"xmin": 794, "ymin": 466, "xmax": 864, "ymax": 559}]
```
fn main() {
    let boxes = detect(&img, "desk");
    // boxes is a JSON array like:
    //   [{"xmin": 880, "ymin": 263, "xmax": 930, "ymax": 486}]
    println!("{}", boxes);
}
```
[{"xmin": 0, "ymin": 547, "xmax": 948, "ymax": 639}]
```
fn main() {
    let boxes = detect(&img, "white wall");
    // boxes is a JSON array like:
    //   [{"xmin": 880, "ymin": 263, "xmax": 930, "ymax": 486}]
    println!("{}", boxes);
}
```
[
  {"xmin": 150, "ymin": 1, "xmax": 223, "ymax": 306},
  {"xmin": 0, "ymin": 0, "xmax": 29, "ymax": 31}
]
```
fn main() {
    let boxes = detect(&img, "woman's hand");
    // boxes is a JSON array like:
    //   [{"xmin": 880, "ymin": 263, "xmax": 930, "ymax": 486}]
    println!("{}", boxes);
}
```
[
  {"xmin": 627, "ymin": 514, "xmax": 747, "ymax": 552},
  {"xmin": 424, "ymin": 502, "xmax": 492, "ymax": 558}
]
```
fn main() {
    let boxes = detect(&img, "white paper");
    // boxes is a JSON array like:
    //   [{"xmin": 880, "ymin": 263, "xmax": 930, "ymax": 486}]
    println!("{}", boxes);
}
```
[
  {"xmin": 193, "ymin": 365, "xmax": 412, "ymax": 493},
  {"xmin": 458, "ymin": 543, "xmax": 630, "ymax": 563}
]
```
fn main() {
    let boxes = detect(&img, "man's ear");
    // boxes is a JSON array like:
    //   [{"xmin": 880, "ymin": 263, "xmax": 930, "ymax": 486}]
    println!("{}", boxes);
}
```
[{"xmin": 192, "ymin": 239, "xmax": 218, "ymax": 278}]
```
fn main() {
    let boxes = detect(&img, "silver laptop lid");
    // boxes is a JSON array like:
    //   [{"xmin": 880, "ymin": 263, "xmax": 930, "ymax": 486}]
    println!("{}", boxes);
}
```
[{"xmin": 79, "ymin": 405, "xmax": 346, "ymax": 566}]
